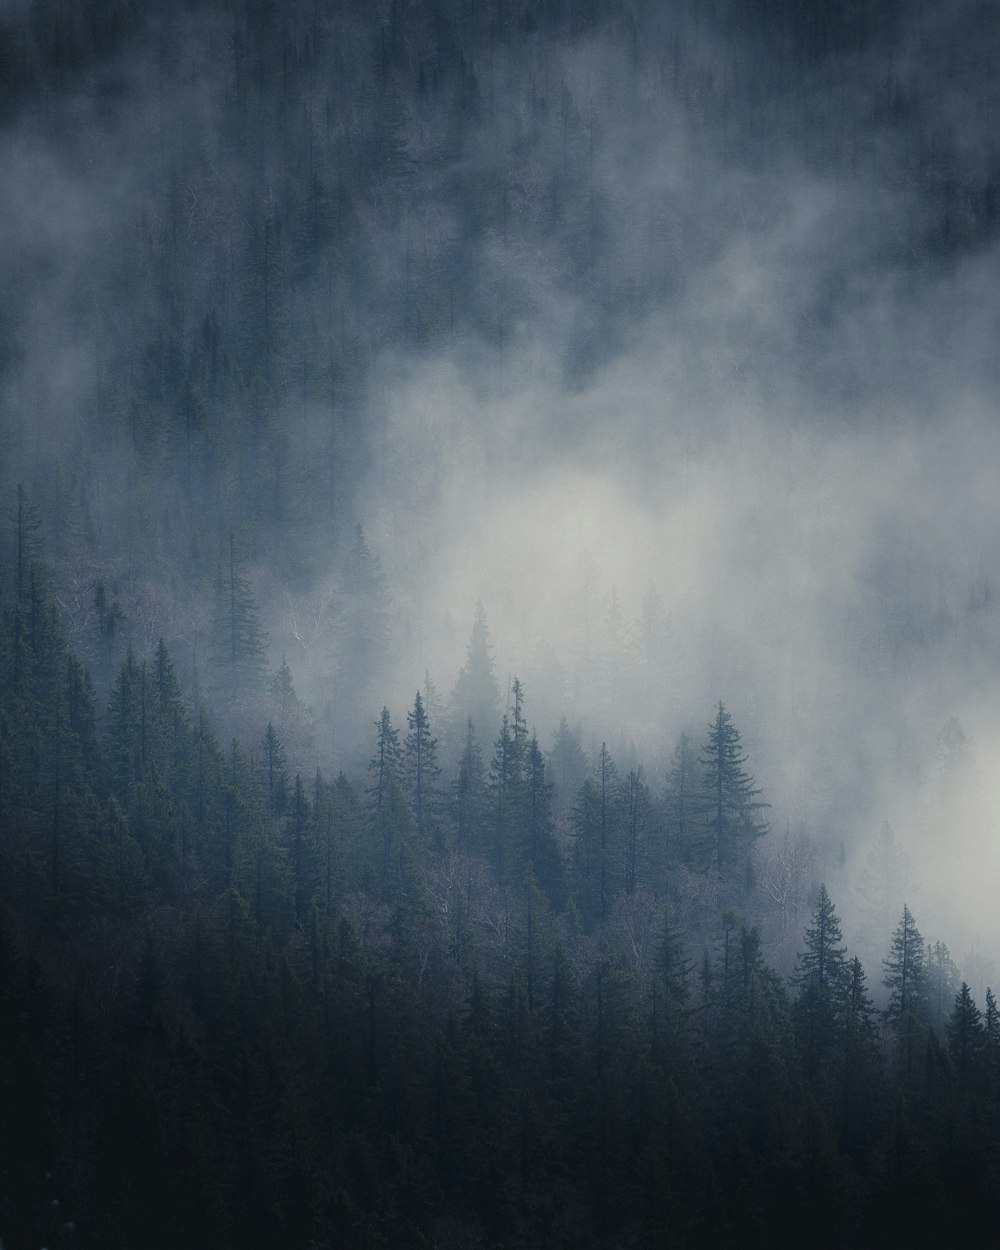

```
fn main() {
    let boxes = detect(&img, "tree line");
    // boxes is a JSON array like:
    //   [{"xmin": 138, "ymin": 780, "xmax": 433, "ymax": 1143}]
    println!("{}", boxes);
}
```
[{"xmin": 1, "ymin": 544, "xmax": 998, "ymax": 1249}]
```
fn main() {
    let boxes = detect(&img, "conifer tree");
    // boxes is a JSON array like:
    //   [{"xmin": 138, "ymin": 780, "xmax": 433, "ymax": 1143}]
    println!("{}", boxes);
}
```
[
  {"xmin": 547, "ymin": 716, "xmax": 588, "ymax": 823},
  {"xmin": 487, "ymin": 712, "xmax": 518, "ymax": 882},
  {"xmin": 792, "ymin": 885, "xmax": 848, "ymax": 1093},
  {"xmin": 651, "ymin": 907, "xmax": 692, "ymax": 1074},
  {"xmin": 699, "ymin": 702, "xmax": 768, "ymax": 878},
  {"xmin": 621, "ymin": 765, "xmax": 651, "ymax": 896},
  {"xmin": 449, "ymin": 600, "xmax": 501, "ymax": 746},
  {"xmin": 926, "ymin": 940, "xmax": 961, "ymax": 1034},
  {"xmin": 947, "ymin": 982, "xmax": 984, "ymax": 1095},
  {"xmin": 522, "ymin": 732, "xmax": 563, "ymax": 907},
  {"xmin": 289, "ymin": 772, "xmax": 314, "ymax": 922},
  {"xmin": 261, "ymin": 722, "xmax": 288, "ymax": 815},
  {"xmin": 841, "ymin": 955, "xmax": 880, "ymax": 1153},
  {"xmin": 984, "ymin": 986, "xmax": 1000, "ymax": 1078},
  {"xmin": 368, "ymin": 707, "xmax": 402, "ymax": 812},
  {"xmin": 405, "ymin": 690, "xmax": 441, "ymax": 848},
  {"xmin": 452, "ymin": 717, "xmax": 488, "ymax": 855},
  {"xmin": 882, "ymin": 905, "xmax": 927, "ymax": 1079},
  {"xmin": 571, "ymin": 743, "xmax": 621, "ymax": 928}
]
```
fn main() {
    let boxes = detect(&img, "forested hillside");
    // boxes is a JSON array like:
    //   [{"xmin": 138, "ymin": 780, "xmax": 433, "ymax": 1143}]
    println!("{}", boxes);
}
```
[
  {"xmin": 3, "ymin": 0, "xmax": 1000, "ymax": 1246},
  {"xmin": 2, "ymin": 565, "xmax": 999, "ymax": 1248}
]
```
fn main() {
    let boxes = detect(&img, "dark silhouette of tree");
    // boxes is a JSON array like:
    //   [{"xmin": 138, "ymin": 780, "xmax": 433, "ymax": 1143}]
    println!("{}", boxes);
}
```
[
  {"xmin": 882, "ymin": 904, "xmax": 927, "ymax": 1079},
  {"xmin": 405, "ymin": 689, "xmax": 441, "ymax": 849},
  {"xmin": 572, "ymin": 742, "xmax": 620, "ymax": 928},
  {"xmin": 522, "ymin": 732, "xmax": 564, "ymax": 908},
  {"xmin": 947, "ymin": 982, "xmax": 984, "ymax": 1096},
  {"xmin": 792, "ymin": 885, "xmax": 848, "ymax": 1096},
  {"xmin": 700, "ymin": 702, "xmax": 768, "ymax": 879},
  {"xmin": 260, "ymin": 721, "xmax": 288, "ymax": 815}
]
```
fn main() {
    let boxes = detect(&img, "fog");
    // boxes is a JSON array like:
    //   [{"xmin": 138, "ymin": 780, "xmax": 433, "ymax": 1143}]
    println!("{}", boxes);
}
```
[{"xmin": 3, "ymin": 0, "xmax": 999, "ymax": 968}]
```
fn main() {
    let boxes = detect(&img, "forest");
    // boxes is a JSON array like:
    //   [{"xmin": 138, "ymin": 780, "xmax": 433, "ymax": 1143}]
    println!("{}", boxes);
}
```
[
  {"xmin": 3, "ymin": 555, "xmax": 999, "ymax": 1247},
  {"xmin": 3, "ymin": 0, "xmax": 1000, "ymax": 1246}
]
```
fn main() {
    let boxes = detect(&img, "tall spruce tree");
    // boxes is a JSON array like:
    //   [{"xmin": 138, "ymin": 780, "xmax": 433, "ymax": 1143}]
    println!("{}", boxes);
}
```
[
  {"xmin": 792, "ymin": 885, "xmax": 848, "ymax": 1093},
  {"xmin": 882, "ymin": 904, "xmax": 927, "ymax": 1079},
  {"xmin": 699, "ymin": 702, "xmax": 768, "ymax": 878},
  {"xmin": 405, "ymin": 690, "xmax": 441, "ymax": 849},
  {"xmin": 947, "ymin": 982, "xmax": 984, "ymax": 1095}
]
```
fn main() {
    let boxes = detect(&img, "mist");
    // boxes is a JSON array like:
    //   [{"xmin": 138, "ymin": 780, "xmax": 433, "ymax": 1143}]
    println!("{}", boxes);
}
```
[{"xmin": 4, "ymin": 0, "xmax": 1000, "ymax": 1022}]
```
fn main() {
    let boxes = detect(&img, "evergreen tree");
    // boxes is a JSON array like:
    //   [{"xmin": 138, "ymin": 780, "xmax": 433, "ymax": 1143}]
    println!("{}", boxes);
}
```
[
  {"xmin": 449, "ymin": 600, "xmax": 501, "ymax": 746},
  {"xmin": 261, "ymin": 722, "xmax": 288, "ymax": 815},
  {"xmin": 651, "ymin": 907, "xmax": 692, "ymax": 1075},
  {"xmin": 522, "ymin": 732, "xmax": 563, "ymax": 908},
  {"xmin": 926, "ymin": 940, "xmax": 961, "ymax": 1035},
  {"xmin": 699, "ymin": 702, "xmax": 768, "ymax": 879},
  {"xmin": 882, "ymin": 905, "xmax": 928, "ymax": 1079},
  {"xmin": 289, "ymin": 772, "xmax": 315, "ymax": 923},
  {"xmin": 547, "ymin": 716, "xmax": 588, "ymax": 824},
  {"xmin": 368, "ymin": 707, "xmax": 402, "ymax": 812},
  {"xmin": 571, "ymin": 743, "xmax": 620, "ymax": 928},
  {"xmin": 621, "ymin": 765, "xmax": 651, "ymax": 897},
  {"xmin": 487, "ymin": 712, "xmax": 519, "ymax": 882},
  {"xmin": 792, "ymin": 885, "xmax": 848, "ymax": 1094},
  {"xmin": 841, "ymin": 955, "xmax": 881, "ymax": 1154},
  {"xmin": 947, "ymin": 982, "xmax": 984, "ymax": 1095},
  {"xmin": 405, "ymin": 690, "xmax": 441, "ymax": 848},
  {"xmin": 452, "ymin": 717, "xmax": 488, "ymax": 856}
]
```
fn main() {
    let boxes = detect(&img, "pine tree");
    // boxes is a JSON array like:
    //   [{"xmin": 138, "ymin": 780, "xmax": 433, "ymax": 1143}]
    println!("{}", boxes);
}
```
[
  {"xmin": 571, "ymin": 743, "xmax": 620, "ymax": 928},
  {"xmin": 882, "ymin": 905, "xmax": 927, "ymax": 1079},
  {"xmin": 522, "ymin": 732, "xmax": 563, "ymax": 907},
  {"xmin": 947, "ymin": 982, "xmax": 984, "ymax": 1095},
  {"xmin": 368, "ymin": 707, "xmax": 402, "ymax": 812},
  {"xmin": 792, "ymin": 885, "xmax": 848, "ymax": 1093},
  {"xmin": 651, "ymin": 907, "xmax": 692, "ymax": 1074},
  {"xmin": 487, "ymin": 712, "xmax": 518, "ymax": 882},
  {"xmin": 547, "ymin": 716, "xmax": 588, "ymax": 824},
  {"xmin": 449, "ymin": 600, "xmax": 501, "ymax": 746},
  {"xmin": 983, "ymin": 987, "xmax": 1000, "ymax": 1108},
  {"xmin": 841, "ymin": 955, "xmax": 880, "ymax": 1154},
  {"xmin": 452, "ymin": 717, "xmax": 488, "ymax": 856},
  {"xmin": 621, "ymin": 765, "xmax": 651, "ymax": 896},
  {"xmin": 699, "ymin": 702, "xmax": 768, "ymax": 878},
  {"xmin": 289, "ymin": 772, "xmax": 314, "ymax": 923},
  {"xmin": 405, "ymin": 690, "xmax": 441, "ymax": 848},
  {"xmin": 261, "ymin": 722, "xmax": 288, "ymax": 815},
  {"xmin": 926, "ymin": 940, "xmax": 961, "ymax": 1034}
]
